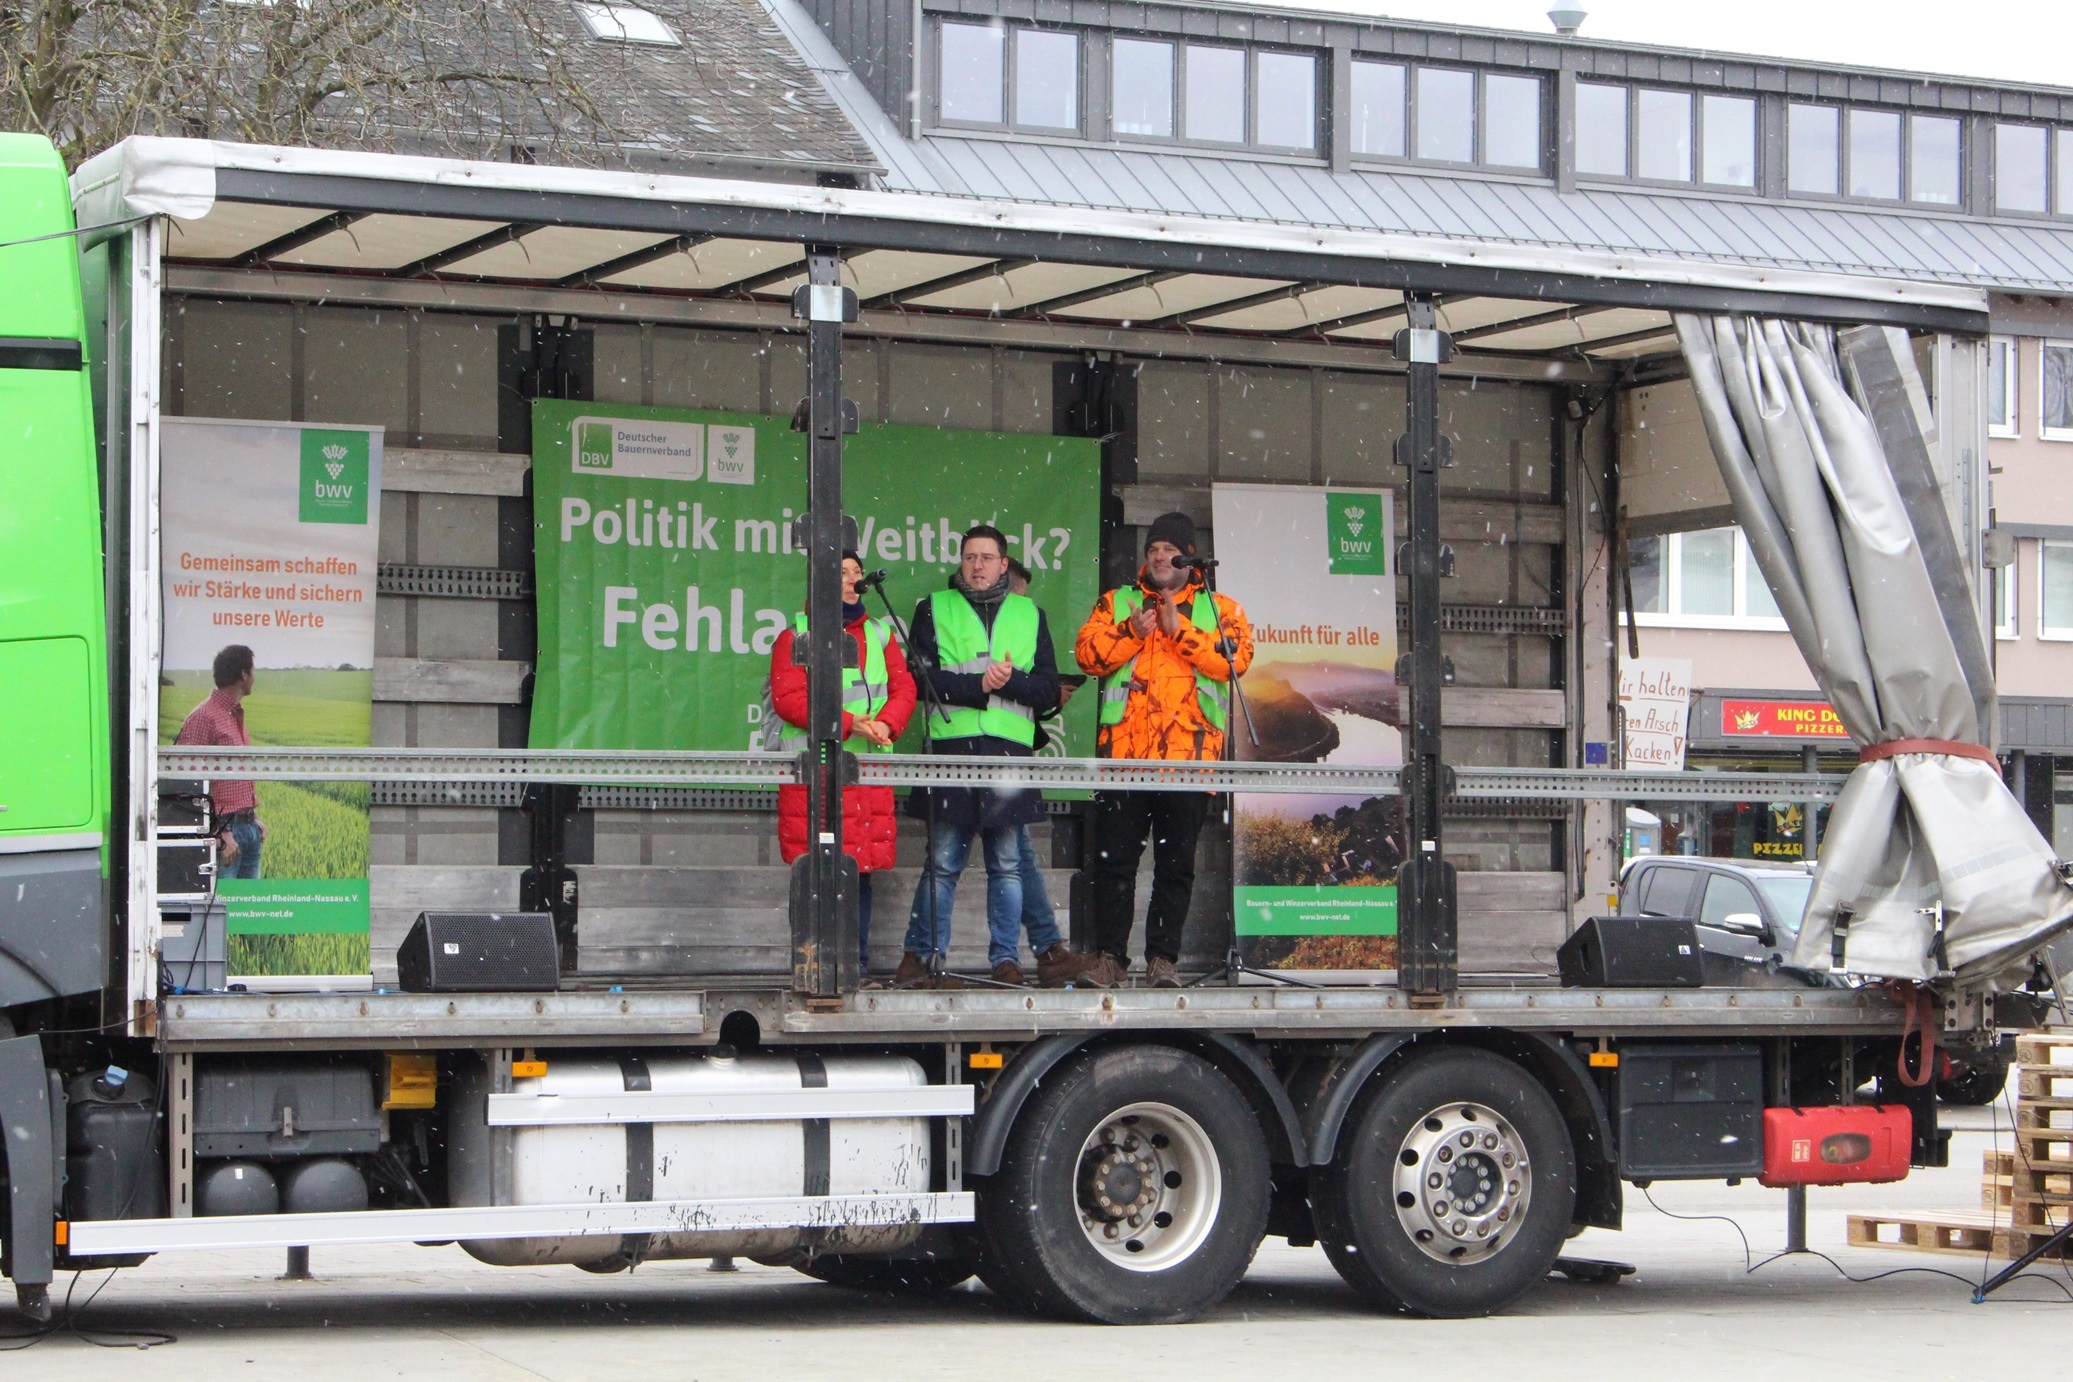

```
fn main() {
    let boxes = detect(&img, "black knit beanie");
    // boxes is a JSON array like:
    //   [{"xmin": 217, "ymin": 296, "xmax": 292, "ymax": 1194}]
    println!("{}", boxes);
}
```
[{"xmin": 1145, "ymin": 511, "xmax": 1197, "ymax": 555}]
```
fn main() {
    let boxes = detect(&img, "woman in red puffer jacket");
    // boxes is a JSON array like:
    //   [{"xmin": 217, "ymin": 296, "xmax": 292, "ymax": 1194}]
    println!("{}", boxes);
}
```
[{"xmin": 768, "ymin": 551, "xmax": 917, "ymax": 976}]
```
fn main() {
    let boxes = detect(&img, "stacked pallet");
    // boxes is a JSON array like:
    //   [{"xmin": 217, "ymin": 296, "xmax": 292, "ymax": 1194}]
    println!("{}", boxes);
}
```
[{"xmin": 1848, "ymin": 1032, "xmax": 2073, "ymax": 1260}]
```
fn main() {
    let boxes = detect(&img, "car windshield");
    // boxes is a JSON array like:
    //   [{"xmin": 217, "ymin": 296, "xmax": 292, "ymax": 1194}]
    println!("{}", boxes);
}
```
[{"xmin": 1755, "ymin": 875, "xmax": 1813, "ymax": 936}]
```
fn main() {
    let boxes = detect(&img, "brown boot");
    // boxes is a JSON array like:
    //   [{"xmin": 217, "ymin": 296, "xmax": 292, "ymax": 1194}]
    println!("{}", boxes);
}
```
[
  {"xmin": 991, "ymin": 958, "xmax": 1026, "ymax": 987},
  {"xmin": 1035, "ymin": 944, "xmax": 1086, "ymax": 988},
  {"xmin": 892, "ymin": 952, "xmax": 930, "ymax": 989},
  {"xmin": 1074, "ymin": 953, "xmax": 1129, "ymax": 989},
  {"xmin": 1146, "ymin": 956, "xmax": 1181, "ymax": 989}
]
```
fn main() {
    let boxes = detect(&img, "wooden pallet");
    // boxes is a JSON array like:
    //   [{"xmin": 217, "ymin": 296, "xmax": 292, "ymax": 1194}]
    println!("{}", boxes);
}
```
[
  {"xmin": 1846, "ymin": 1210, "xmax": 2053, "ymax": 1259},
  {"xmin": 2017, "ymin": 1068, "xmax": 2073, "ymax": 1101},
  {"xmin": 2017, "ymin": 1033, "xmax": 2073, "ymax": 1067}
]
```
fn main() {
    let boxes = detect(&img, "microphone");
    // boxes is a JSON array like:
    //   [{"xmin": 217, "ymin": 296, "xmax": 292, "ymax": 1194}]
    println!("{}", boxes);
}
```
[
  {"xmin": 1176, "ymin": 553, "xmax": 1220, "ymax": 570},
  {"xmin": 857, "ymin": 569, "xmax": 890, "ymax": 590}
]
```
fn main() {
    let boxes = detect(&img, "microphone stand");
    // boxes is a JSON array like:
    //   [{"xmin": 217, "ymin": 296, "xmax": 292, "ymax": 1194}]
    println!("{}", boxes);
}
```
[{"xmin": 1184, "ymin": 556, "xmax": 1318, "ymax": 991}]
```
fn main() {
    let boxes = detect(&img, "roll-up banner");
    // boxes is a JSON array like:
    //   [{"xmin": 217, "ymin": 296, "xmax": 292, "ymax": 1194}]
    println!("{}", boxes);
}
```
[
  {"xmin": 159, "ymin": 418, "xmax": 381, "ymax": 985},
  {"xmin": 1214, "ymin": 483, "xmax": 1401, "ymax": 972},
  {"xmin": 529, "ymin": 401, "xmax": 1102, "ymax": 757}
]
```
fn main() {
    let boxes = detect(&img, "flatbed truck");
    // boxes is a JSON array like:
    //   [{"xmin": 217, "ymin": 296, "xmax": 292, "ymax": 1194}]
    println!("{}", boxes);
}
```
[{"xmin": 0, "ymin": 130, "xmax": 2033, "ymax": 1325}]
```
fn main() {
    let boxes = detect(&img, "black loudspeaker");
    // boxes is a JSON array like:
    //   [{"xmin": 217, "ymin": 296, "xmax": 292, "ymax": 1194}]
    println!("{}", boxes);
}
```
[
  {"xmin": 1557, "ymin": 916, "xmax": 1705, "ymax": 989},
  {"xmin": 396, "ymin": 912, "xmax": 561, "ymax": 993}
]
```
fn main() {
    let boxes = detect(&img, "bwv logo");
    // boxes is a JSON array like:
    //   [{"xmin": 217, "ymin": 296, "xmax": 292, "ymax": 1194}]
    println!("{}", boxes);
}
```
[{"xmin": 1342, "ymin": 505, "xmax": 1366, "ymax": 537}]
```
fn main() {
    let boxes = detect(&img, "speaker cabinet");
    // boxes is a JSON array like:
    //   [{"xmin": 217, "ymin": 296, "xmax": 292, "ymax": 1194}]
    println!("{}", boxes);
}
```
[
  {"xmin": 1557, "ymin": 916, "xmax": 1704, "ymax": 989},
  {"xmin": 396, "ymin": 912, "xmax": 561, "ymax": 993}
]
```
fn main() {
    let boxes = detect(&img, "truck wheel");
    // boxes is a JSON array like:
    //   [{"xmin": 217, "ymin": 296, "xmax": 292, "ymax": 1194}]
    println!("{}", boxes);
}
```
[
  {"xmin": 1938, "ymin": 1050, "xmax": 2010, "ymax": 1107},
  {"xmin": 975, "ymin": 1044, "xmax": 1270, "ymax": 1324},
  {"xmin": 1314, "ymin": 1047, "xmax": 1575, "ymax": 1318},
  {"xmin": 795, "ymin": 1253, "xmax": 975, "ymax": 1293}
]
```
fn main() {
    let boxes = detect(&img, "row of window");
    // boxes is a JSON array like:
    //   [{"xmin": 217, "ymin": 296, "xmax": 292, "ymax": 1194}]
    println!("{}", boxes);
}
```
[
  {"xmin": 1986, "ymin": 337, "xmax": 2073, "ymax": 440},
  {"xmin": 938, "ymin": 23, "xmax": 1324, "ymax": 151},
  {"xmin": 1997, "ymin": 544, "xmax": 2073, "ymax": 641},
  {"xmin": 1628, "ymin": 528, "xmax": 1783, "ymax": 630},
  {"xmin": 1629, "ymin": 525, "xmax": 2073, "ymax": 646},
  {"xmin": 932, "ymin": 21, "xmax": 2073, "ymax": 218}
]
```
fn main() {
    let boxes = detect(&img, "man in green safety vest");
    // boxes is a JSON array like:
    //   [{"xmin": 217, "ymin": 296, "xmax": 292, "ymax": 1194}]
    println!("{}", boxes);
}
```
[{"xmin": 894, "ymin": 524, "xmax": 1072, "ymax": 988}]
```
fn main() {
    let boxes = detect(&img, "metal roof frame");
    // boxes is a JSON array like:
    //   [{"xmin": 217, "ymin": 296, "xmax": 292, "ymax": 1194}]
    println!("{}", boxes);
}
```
[{"xmin": 77, "ymin": 139, "xmax": 1991, "ymax": 339}]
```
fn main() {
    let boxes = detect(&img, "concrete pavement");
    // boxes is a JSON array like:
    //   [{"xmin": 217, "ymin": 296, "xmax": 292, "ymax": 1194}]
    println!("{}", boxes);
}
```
[{"xmin": 7, "ymin": 1101, "xmax": 2067, "ymax": 1378}]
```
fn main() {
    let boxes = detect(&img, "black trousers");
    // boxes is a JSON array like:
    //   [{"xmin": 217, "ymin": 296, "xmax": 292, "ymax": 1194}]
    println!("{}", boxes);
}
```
[{"xmin": 1087, "ymin": 790, "xmax": 1212, "ymax": 963}]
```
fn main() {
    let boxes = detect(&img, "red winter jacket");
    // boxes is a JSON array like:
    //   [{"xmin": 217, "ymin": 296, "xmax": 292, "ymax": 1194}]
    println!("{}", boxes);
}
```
[{"xmin": 769, "ymin": 613, "xmax": 917, "ymax": 872}]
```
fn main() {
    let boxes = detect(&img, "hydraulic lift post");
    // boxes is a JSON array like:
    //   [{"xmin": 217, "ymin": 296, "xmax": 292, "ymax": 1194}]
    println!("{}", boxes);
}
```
[
  {"xmin": 1394, "ymin": 295, "xmax": 1458, "ymax": 999},
  {"xmin": 789, "ymin": 247, "xmax": 860, "ymax": 999}
]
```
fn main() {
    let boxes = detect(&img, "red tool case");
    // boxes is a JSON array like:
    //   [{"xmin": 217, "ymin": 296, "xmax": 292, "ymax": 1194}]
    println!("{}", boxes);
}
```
[{"xmin": 1759, "ymin": 1105, "xmax": 1912, "ymax": 1187}]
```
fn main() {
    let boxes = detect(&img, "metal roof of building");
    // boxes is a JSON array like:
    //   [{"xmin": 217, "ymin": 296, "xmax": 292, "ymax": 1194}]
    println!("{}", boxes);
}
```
[{"xmin": 760, "ymin": 0, "xmax": 2073, "ymax": 297}]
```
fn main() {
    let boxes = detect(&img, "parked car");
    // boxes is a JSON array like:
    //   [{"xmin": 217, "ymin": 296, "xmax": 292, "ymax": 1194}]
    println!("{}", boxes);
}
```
[
  {"xmin": 1619, "ymin": 855, "xmax": 1818, "ymax": 980},
  {"xmin": 1618, "ymin": 855, "xmax": 2011, "ymax": 1104}
]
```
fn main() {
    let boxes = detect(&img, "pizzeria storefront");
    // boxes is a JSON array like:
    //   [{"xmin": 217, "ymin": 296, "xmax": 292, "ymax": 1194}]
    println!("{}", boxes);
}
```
[{"xmin": 1636, "ymin": 688, "xmax": 1850, "ymax": 862}]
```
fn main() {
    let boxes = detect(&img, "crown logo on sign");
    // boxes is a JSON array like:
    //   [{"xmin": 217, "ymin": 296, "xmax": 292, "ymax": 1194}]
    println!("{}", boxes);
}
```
[
  {"xmin": 1734, "ymin": 709, "xmax": 1762, "ymax": 731},
  {"xmin": 322, "ymin": 444, "xmax": 348, "ymax": 461}
]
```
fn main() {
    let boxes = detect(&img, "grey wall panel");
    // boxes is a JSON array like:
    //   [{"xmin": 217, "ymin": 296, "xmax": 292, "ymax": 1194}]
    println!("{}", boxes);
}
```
[
  {"xmin": 175, "ymin": 299, "xmax": 293, "ymax": 421},
  {"xmin": 998, "ymin": 349, "xmax": 1059, "ymax": 433},
  {"xmin": 767, "ymin": 333, "xmax": 807, "ymax": 416},
  {"xmin": 1217, "ymin": 365, "xmax": 1314, "ymax": 482},
  {"xmin": 1319, "ymin": 370, "xmax": 1403, "ymax": 486},
  {"xmin": 652, "ymin": 327, "xmax": 762, "ymax": 411},
  {"xmin": 1441, "ymin": 380, "xmax": 1544, "ymax": 496},
  {"xmin": 416, "ymin": 314, "xmax": 502, "ymax": 447},
  {"xmin": 886, "ymin": 341, "xmax": 994, "ymax": 428},
  {"xmin": 377, "ymin": 491, "xmax": 411, "ymax": 564},
  {"xmin": 304, "ymin": 307, "xmax": 409, "ymax": 433},
  {"xmin": 594, "ymin": 324, "xmax": 644, "ymax": 404},
  {"xmin": 411, "ymin": 601, "xmax": 502, "ymax": 662},
  {"xmin": 1136, "ymin": 360, "xmax": 1212, "ymax": 479},
  {"xmin": 409, "ymin": 703, "xmax": 504, "ymax": 749},
  {"xmin": 410, "ymin": 493, "xmax": 504, "ymax": 567}
]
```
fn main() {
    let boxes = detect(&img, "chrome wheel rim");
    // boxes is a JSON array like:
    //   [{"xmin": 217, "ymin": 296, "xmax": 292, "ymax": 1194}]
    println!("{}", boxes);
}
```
[
  {"xmin": 1392, "ymin": 1101, "xmax": 1532, "ymax": 1264},
  {"xmin": 1074, "ymin": 1102, "xmax": 1222, "ymax": 1272}
]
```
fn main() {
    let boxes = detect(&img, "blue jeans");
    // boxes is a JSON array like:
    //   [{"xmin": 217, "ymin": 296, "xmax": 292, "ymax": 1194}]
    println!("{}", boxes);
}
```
[
  {"xmin": 221, "ymin": 820, "xmax": 262, "ymax": 880},
  {"xmin": 1017, "ymin": 823, "xmax": 1061, "ymax": 955},
  {"xmin": 904, "ymin": 820, "xmax": 1024, "ymax": 967}
]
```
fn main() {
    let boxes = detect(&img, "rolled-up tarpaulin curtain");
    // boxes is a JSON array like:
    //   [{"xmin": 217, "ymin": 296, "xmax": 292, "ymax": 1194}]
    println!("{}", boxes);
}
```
[{"xmin": 1674, "ymin": 315, "xmax": 2073, "ymax": 986}]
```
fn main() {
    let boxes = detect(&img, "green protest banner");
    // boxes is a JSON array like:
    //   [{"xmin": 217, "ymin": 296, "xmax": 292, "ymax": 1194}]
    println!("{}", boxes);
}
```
[{"xmin": 529, "ymin": 401, "xmax": 1102, "ymax": 757}]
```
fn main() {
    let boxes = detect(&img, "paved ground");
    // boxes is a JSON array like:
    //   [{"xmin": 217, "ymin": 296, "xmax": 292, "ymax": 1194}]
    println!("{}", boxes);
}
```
[{"xmin": 9, "ymin": 1099, "xmax": 2069, "ymax": 1377}]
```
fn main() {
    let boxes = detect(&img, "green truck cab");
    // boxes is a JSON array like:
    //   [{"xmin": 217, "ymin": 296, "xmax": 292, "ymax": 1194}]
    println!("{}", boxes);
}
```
[{"xmin": 0, "ymin": 132, "xmax": 111, "ymax": 1007}]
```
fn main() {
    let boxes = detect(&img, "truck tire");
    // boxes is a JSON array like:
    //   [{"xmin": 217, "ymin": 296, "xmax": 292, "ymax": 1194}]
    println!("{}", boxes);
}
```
[
  {"xmin": 1314, "ymin": 1047, "xmax": 1575, "ymax": 1318},
  {"xmin": 1939, "ymin": 1050, "xmax": 2010, "ymax": 1107},
  {"xmin": 795, "ymin": 1253, "xmax": 976, "ymax": 1293},
  {"xmin": 974, "ymin": 1044, "xmax": 1270, "ymax": 1324}
]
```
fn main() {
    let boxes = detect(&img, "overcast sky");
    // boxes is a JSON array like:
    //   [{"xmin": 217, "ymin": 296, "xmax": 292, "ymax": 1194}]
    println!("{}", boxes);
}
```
[{"xmin": 1248, "ymin": 1, "xmax": 2073, "ymax": 89}]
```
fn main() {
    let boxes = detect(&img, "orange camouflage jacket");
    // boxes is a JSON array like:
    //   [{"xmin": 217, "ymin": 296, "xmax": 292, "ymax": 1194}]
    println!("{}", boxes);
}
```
[{"xmin": 1076, "ymin": 573, "xmax": 1254, "ymax": 761}]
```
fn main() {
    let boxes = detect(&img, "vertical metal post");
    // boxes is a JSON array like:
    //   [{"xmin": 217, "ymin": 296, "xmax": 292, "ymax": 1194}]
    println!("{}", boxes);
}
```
[
  {"xmin": 1394, "ymin": 297, "xmax": 1456, "ymax": 999},
  {"xmin": 1801, "ymin": 745, "xmax": 1820, "ymax": 861},
  {"xmin": 1784, "ymin": 1185, "xmax": 1808, "ymax": 1254},
  {"xmin": 789, "ymin": 248, "xmax": 859, "ymax": 999}
]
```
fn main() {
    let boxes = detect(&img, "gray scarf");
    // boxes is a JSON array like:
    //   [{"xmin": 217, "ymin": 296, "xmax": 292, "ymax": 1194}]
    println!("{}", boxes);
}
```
[{"xmin": 952, "ymin": 569, "xmax": 1010, "ymax": 610}]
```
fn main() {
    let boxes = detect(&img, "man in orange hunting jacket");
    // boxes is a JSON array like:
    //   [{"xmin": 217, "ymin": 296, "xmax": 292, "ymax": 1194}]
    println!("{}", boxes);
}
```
[{"xmin": 1063, "ymin": 511, "xmax": 1253, "ymax": 989}]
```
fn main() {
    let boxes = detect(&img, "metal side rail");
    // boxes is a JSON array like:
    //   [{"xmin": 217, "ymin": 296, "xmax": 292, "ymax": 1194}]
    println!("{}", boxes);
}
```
[
  {"xmin": 66, "ymin": 1192, "xmax": 975, "ymax": 1256},
  {"xmin": 159, "ymin": 747, "xmax": 1849, "ymax": 802}
]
